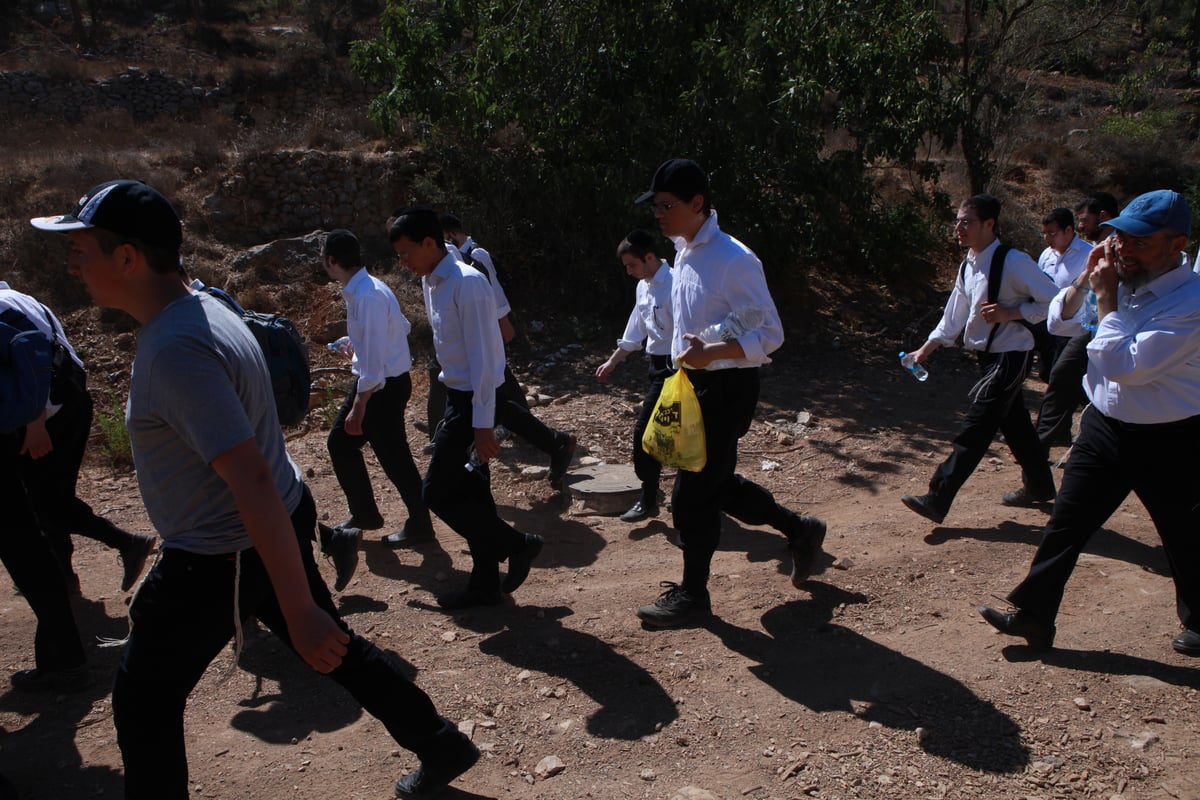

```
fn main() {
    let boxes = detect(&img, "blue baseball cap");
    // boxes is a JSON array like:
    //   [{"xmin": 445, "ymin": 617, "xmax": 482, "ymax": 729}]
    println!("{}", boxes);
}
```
[{"xmin": 1104, "ymin": 190, "xmax": 1192, "ymax": 238}]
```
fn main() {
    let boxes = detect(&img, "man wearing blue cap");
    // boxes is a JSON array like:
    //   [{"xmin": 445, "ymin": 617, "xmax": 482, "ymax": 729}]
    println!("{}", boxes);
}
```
[{"xmin": 979, "ymin": 190, "xmax": 1200, "ymax": 657}]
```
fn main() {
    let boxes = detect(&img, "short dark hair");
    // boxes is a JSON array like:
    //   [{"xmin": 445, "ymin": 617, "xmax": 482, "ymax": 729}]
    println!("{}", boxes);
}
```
[
  {"xmin": 91, "ymin": 227, "xmax": 180, "ymax": 276},
  {"xmin": 438, "ymin": 213, "xmax": 464, "ymax": 233},
  {"xmin": 322, "ymin": 229, "xmax": 362, "ymax": 268},
  {"xmin": 389, "ymin": 205, "xmax": 445, "ymax": 249},
  {"xmin": 961, "ymin": 194, "xmax": 1001, "ymax": 224},
  {"xmin": 1042, "ymin": 207, "xmax": 1075, "ymax": 230},
  {"xmin": 617, "ymin": 230, "xmax": 658, "ymax": 260},
  {"xmin": 1076, "ymin": 192, "xmax": 1119, "ymax": 219}
]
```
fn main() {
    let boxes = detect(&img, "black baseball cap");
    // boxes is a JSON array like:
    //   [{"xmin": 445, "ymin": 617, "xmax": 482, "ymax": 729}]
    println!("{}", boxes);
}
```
[
  {"xmin": 31, "ymin": 179, "xmax": 183, "ymax": 251},
  {"xmin": 635, "ymin": 159, "xmax": 709, "ymax": 204}
]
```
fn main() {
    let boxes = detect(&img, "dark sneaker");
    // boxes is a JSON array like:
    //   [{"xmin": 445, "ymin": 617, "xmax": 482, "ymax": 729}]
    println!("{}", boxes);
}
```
[
  {"xmin": 10, "ymin": 663, "xmax": 91, "ymax": 693},
  {"xmin": 325, "ymin": 526, "xmax": 362, "ymax": 592},
  {"xmin": 547, "ymin": 433, "xmax": 577, "ymax": 489},
  {"xmin": 336, "ymin": 512, "xmax": 385, "ymax": 531},
  {"xmin": 782, "ymin": 514, "xmax": 827, "ymax": 588},
  {"xmin": 382, "ymin": 520, "xmax": 436, "ymax": 548},
  {"xmin": 619, "ymin": 499, "xmax": 657, "ymax": 523},
  {"xmin": 502, "ymin": 534, "xmax": 544, "ymax": 594},
  {"xmin": 978, "ymin": 606, "xmax": 1056, "ymax": 650},
  {"xmin": 395, "ymin": 718, "xmax": 480, "ymax": 798},
  {"xmin": 636, "ymin": 582, "xmax": 711, "ymax": 628},
  {"xmin": 1001, "ymin": 487, "xmax": 1056, "ymax": 508},
  {"xmin": 120, "ymin": 533, "xmax": 158, "ymax": 592},
  {"xmin": 412, "ymin": 418, "xmax": 431, "ymax": 434},
  {"xmin": 900, "ymin": 494, "xmax": 946, "ymax": 524},
  {"xmin": 436, "ymin": 586, "xmax": 504, "ymax": 610}
]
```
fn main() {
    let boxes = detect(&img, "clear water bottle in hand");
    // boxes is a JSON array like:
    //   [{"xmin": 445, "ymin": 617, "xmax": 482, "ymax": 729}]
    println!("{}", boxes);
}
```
[
  {"xmin": 1079, "ymin": 289, "xmax": 1098, "ymax": 333},
  {"xmin": 327, "ymin": 335, "xmax": 353, "ymax": 356},
  {"xmin": 700, "ymin": 306, "xmax": 766, "ymax": 343},
  {"xmin": 464, "ymin": 445, "xmax": 488, "ymax": 476},
  {"xmin": 899, "ymin": 351, "xmax": 929, "ymax": 382}
]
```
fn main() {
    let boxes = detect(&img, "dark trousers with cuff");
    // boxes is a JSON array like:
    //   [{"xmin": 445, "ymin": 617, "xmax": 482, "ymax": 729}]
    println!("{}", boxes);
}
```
[
  {"xmin": 925, "ymin": 350, "xmax": 1054, "ymax": 517},
  {"xmin": 423, "ymin": 388, "xmax": 526, "ymax": 593},
  {"xmin": 1035, "ymin": 332, "xmax": 1091, "ymax": 452},
  {"xmin": 112, "ymin": 485, "xmax": 445, "ymax": 800},
  {"xmin": 1007, "ymin": 407, "xmax": 1200, "ymax": 630},
  {"xmin": 633, "ymin": 355, "xmax": 673, "ymax": 503},
  {"xmin": 328, "ymin": 372, "xmax": 430, "ymax": 530},
  {"xmin": 672, "ymin": 368, "xmax": 797, "ymax": 594}
]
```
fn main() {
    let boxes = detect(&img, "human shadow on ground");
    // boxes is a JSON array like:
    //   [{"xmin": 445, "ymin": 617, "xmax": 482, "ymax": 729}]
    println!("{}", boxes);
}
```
[
  {"xmin": 1002, "ymin": 646, "xmax": 1200, "ymax": 686},
  {"xmin": 706, "ymin": 583, "xmax": 1030, "ymax": 774},
  {"xmin": 923, "ymin": 522, "xmax": 1169, "ymax": 576},
  {"xmin": 0, "ymin": 594, "xmax": 125, "ymax": 799},
  {"xmin": 454, "ymin": 605, "xmax": 678, "ymax": 740},
  {"xmin": 710, "ymin": 518, "xmax": 835, "ymax": 584}
]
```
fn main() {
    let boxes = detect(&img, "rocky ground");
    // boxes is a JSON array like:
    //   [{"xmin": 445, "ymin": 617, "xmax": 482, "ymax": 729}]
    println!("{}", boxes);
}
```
[{"xmin": 0, "ymin": 337, "xmax": 1197, "ymax": 800}]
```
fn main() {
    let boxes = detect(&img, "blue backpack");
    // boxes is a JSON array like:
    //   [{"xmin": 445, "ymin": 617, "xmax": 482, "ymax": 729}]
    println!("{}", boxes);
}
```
[{"xmin": 0, "ymin": 307, "xmax": 57, "ymax": 434}]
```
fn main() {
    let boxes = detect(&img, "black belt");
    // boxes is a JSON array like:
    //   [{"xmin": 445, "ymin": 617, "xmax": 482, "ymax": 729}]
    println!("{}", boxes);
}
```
[
  {"xmin": 1103, "ymin": 411, "xmax": 1200, "ymax": 432},
  {"xmin": 649, "ymin": 354, "xmax": 672, "ymax": 371}
]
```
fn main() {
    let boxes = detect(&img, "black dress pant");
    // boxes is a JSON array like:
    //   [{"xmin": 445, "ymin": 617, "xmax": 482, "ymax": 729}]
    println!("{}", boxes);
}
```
[
  {"xmin": 672, "ymin": 368, "xmax": 791, "ymax": 593},
  {"xmin": 423, "ymin": 388, "xmax": 526, "ymax": 592},
  {"xmin": 1035, "ymin": 332, "xmax": 1091, "ymax": 451},
  {"xmin": 925, "ymin": 350, "xmax": 1055, "ymax": 516},
  {"xmin": 328, "ymin": 373, "xmax": 430, "ymax": 528},
  {"xmin": 1008, "ymin": 407, "xmax": 1200, "ymax": 629}
]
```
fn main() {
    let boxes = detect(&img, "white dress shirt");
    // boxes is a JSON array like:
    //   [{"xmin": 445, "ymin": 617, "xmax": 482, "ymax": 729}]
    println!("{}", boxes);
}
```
[
  {"xmin": 669, "ymin": 211, "xmax": 784, "ymax": 370},
  {"xmin": 1038, "ymin": 234, "xmax": 1093, "ymax": 289},
  {"xmin": 457, "ymin": 237, "xmax": 512, "ymax": 319},
  {"xmin": 1084, "ymin": 264, "xmax": 1200, "ymax": 424},
  {"xmin": 617, "ymin": 260, "xmax": 673, "ymax": 356},
  {"xmin": 0, "ymin": 282, "xmax": 83, "ymax": 419},
  {"xmin": 928, "ymin": 239, "xmax": 1059, "ymax": 352},
  {"xmin": 424, "ymin": 250, "xmax": 506, "ymax": 428},
  {"xmin": 342, "ymin": 267, "xmax": 413, "ymax": 394}
]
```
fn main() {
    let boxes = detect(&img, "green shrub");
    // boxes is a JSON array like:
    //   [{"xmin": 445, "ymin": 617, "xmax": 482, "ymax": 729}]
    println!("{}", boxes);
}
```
[{"xmin": 96, "ymin": 389, "xmax": 133, "ymax": 467}]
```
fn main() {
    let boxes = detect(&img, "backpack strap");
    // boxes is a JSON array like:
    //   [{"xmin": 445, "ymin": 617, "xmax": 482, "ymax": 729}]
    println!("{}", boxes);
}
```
[{"xmin": 983, "ymin": 244, "xmax": 1011, "ymax": 353}]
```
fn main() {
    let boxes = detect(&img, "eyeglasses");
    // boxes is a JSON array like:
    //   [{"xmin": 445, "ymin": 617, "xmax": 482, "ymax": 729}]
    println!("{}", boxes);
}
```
[
  {"xmin": 953, "ymin": 217, "xmax": 978, "ymax": 228},
  {"xmin": 1042, "ymin": 229, "xmax": 1063, "ymax": 239},
  {"xmin": 649, "ymin": 200, "xmax": 683, "ymax": 215}
]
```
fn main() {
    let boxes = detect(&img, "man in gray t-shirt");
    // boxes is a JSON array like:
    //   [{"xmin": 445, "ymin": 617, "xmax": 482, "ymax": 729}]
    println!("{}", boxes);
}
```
[{"xmin": 32, "ymin": 180, "xmax": 478, "ymax": 799}]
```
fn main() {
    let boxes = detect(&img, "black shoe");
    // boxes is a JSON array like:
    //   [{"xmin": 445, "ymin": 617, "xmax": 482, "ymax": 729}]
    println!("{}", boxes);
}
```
[
  {"xmin": 782, "ymin": 514, "xmax": 827, "ymax": 588},
  {"xmin": 120, "ymin": 533, "xmax": 158, "ymax": 592},
  {"xmin": 382, "ymin": 520, "xmax": 436, "ymax": 548},
  {"xmin": 619, "ymin": 499, "xmax": 657, "ymax": 523},
  {"xmin": 436, "ymin": 586, "xmax": 504, "ymax": 610},
  {"xmin": 636, "ymin": 582, "xmax": 711, "ymax": 628},
  {"xmin": 1001, "ymin": 487, "xmax": 1056, "ymax": 508},
  {"xmin": 324, "ymin": 526, "xmax": 362, "ymax": 592},
  {"xmin": 395, "ymin": 718, "xmax": 480, "ymax": 798},
  {"xmin": 337, "ymin": 513, "xmax": 384, "ymax": 532},
  {"xmin": 901, "ymin": 494, "xmax": 946, "ymax": 524},
  {"xmin": 412, "ymin": 418, "xmax": 431, "ymax": 434},
  {"xmin": 547, "ymin": 433, "xmax": 577, "ymax": 489},
  {"xmin": 502, "ymin": 533, "xmax": 544, "ymax": 594},
  {"xmin": 1172, "ymin": 629, "xmax": 1200, "ymax": 656},
  {"xmin": 978, "ymin": 606, "xmax": 1056, "ymax": 650},
  {"xmin": 10, "ymin": 663, "xmax": 91, "ymax": 693}
]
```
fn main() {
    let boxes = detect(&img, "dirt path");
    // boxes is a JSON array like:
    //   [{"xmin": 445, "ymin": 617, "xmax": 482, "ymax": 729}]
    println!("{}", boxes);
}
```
[{"xmin": 1, "ymin": 345, "xmax": 1197, "ymax": 800}]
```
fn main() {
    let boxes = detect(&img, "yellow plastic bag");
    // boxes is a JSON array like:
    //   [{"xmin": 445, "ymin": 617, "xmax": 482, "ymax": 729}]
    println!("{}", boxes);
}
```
[{"xmin": 641, "ymin": 367, "xmax": 706, "ymax": 472}]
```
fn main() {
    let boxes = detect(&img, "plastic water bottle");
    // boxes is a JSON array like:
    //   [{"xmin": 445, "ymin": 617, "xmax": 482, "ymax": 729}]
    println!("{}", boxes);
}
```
[
  {"xmin": 1079, "ymin": 290, "xmax": 1098, "ymax": 333},
  {"xmin": 699, "ymin": 306, "xmax": 766, "ymax": 343},
  {"xmin": 327, "ymin": 335, "xmax": 353, "ymax": 356},
  {"xmin": 464, "ymin": 445, "xmax": 489, "ymax": 477},
  {"xmin": 899, "ymin": 351, "xmax": 929, "ymax": 382}
]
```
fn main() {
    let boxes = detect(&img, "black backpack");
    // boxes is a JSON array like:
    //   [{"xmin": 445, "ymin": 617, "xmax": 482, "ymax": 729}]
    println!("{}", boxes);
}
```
[
  {"xmin": 957, "ymin": 244, "xmax": 1038, "ymax": 352},
  {"xmin": 202, "ymin": 287, "xmax": 311, "ymax": 426},
  {"xmin": 0, "ymin": 306, "xmax": 57, "ymax": 433}
]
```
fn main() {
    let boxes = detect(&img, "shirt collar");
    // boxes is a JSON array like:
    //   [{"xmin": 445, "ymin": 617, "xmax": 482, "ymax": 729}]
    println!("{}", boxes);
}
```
[
  {"xmin": 342, "ymin": 266, "xmax": 371, "ymax": 298},
  {"xmin": 1138, "ymin": 260, "xmax": 1194, "ymax": 299},
  {"xmin": 670, "ymin": 209, "xmax": 720, "ymax": 252},
  {"xmin": 644, "ymin": 259, "xmax": 670, "ymax": 287},
  {"xmin": 968, "ymin": 238, "xmax": 1000, "ymax": 265},
  {"xmin": 428, "ymin": 250, "xmax": 460, "ymax": 286}
]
